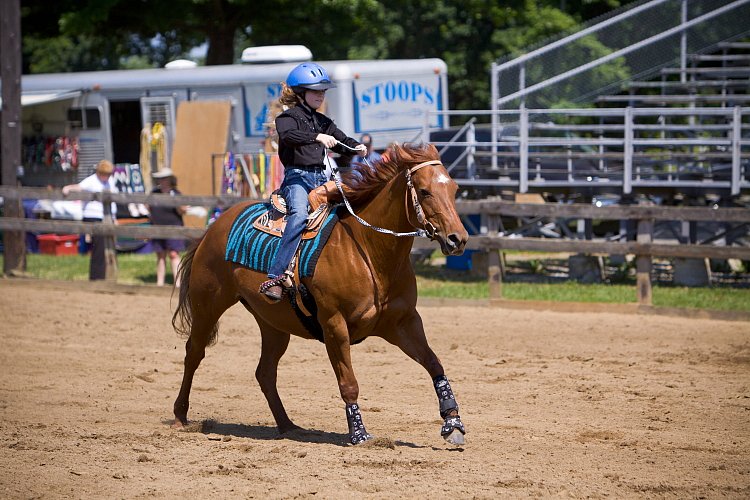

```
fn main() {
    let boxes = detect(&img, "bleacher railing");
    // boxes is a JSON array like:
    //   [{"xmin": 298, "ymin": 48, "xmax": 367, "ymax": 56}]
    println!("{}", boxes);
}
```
[
  {"xmin": 428, "ymin": 106, "xmax": 750, "ymax": 196},
  {"xmin": 489, "ymin": 0, "xmax": 750, "ymax": 179},
  {"xmin": 492, "ymin": 0, "xmax": 750, "ymax": 110}
]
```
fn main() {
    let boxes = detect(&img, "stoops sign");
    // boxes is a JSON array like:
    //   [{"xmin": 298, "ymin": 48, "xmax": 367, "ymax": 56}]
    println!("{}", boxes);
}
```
[
  {"xmin": 352, "ymin": 75, "xmax": 444, "ymax": 133},
  {"xmin": 237, "ymin": 59, "xmax": 447, "ymax": 142}
]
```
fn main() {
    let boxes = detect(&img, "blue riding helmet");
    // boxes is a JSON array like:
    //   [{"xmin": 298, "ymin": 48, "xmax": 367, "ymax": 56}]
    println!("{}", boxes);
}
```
[{"xmin": 286, "ymin": 62, "xmax": 337, "ymax": 92}]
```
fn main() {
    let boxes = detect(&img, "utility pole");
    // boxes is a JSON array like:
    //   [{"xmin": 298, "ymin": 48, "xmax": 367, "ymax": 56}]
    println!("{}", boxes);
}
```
[{"xmin": 1, "ymin": 0, "xmax": 26, "ymax": 275}]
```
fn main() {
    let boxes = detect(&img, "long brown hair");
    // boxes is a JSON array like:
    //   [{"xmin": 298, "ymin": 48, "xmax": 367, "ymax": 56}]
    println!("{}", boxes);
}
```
[{"xmin": 279, "ymin": 83, "xmax": 300, "ymax": 107}]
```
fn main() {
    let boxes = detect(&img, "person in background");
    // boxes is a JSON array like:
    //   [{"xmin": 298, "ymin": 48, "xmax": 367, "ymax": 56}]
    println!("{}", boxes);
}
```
[
  {"xmin": 62, "ymin": 159, "xmax": 117, "ymax": 280},
  {"xmin": 259, "ymin": 62, "xmax": 366, "ymax": 302},
  {"xmin": 148, "ymin": 168, "xmax": 187, "ymax": 287},
  {"xmin": 351, "ymin": 133, "xmax": 382, "ymax": 165}
]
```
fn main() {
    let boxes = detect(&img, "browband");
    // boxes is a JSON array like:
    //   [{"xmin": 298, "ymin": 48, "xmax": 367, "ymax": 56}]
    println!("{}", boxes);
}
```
[{"xmin": 409, "ymin": 160, "xmax": 444, "ymax": 174}]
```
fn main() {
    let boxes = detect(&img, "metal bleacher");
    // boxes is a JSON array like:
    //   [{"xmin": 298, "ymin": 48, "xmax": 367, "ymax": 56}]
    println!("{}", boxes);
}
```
[{"xmin": 429, "ymin": 0, "xmax": 750, "ymax": 201}]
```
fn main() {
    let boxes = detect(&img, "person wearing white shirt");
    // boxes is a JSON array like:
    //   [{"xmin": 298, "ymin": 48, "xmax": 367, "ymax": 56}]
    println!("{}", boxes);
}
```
[{"xmin": 62, "ymin": 160, "xmax": 117, "ymax": 280}]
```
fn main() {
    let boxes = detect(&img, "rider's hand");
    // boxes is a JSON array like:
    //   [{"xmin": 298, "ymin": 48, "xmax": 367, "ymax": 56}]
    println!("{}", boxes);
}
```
[
  {"xmin": 355, "ymin": 144, "xmax": 368, "ymax": 154},
  {"xmin": 316, "ymin": 133, "xmax": 337, "ymax": 148}
]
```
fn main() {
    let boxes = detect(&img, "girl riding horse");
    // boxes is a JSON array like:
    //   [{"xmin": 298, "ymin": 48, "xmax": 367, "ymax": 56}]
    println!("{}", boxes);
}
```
[{"xmin": 260, "ymin": 62, "xmax": 366, "ymax": 301}]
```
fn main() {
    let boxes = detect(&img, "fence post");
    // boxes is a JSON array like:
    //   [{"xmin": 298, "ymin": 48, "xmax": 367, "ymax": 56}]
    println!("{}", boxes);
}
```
[
  {"xmin": 487, "ymin": 213, "xmax": 502, "ymax": 300},
  {"xmin": 519, "ymin": 107, "xmax": 529, "ymax": 193},
  {"xmin": 467, "ymin": 121, "xmax": 477, "ymax": 179},
  {"xmin": 636, "ymin": 218, "xmax": 653, "ymax": 306},
  {"xmin": 102, "ymin": 192, "xmax": 118, "ymax": 282},
  {"xmin": 731, "ymin": 106, "xmax": 741, "ymax": 197},
  {"xmin": 680, "ymin": 0, "xmax": 688, "ymax": 84},
  {"xmin": 1, "ymin": 0, "xmax": 26, "ymax": 276},
  {"xmin": 491, "ymin": 62, "xmax": 499, "ymax": 172},
  {"xmin": 623, "ymin": 107, "xmax": 633, "ymax": 196}
]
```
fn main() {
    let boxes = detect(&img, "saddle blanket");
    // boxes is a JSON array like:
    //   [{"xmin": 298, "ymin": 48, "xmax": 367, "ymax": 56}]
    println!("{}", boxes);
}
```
[{"xmin": 225, "ymin": 203, "xmax": 339, "ymax": 277}]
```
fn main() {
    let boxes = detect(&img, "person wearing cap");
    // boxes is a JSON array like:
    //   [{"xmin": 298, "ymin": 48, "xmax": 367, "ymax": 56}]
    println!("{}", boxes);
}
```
[
  {"xmin": 62, "ymin": 159, "xmax": 117, "ymax": 280},
  {"xmin": 352, "ymin": 133, "xmax": 382, "ymax": 166},
  {"xmin": 148, "ymin": 168, "xmax": 187, "ymax": 287},
  {"xmin": 259, "ymin": 62, "xmax": 366, "ymax": 302}
]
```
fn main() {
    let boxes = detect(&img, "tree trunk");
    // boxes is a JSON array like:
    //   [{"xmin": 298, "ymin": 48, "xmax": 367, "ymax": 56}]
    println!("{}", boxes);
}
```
[
  {"xmin": 1, "ymin": 0, "xmax": 26, "ymax": 275},
  {"xmin": 203, "ymin": 0, "xmax": 239, "ymax": 66},
  {"xmin": 205, "ymin": 27, "xmax": 236, "ymax": 65}
]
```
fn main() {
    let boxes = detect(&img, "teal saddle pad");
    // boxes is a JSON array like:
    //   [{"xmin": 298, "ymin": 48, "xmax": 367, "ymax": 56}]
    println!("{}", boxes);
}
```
[{"xmin": 225, "ymin": 203, "xmax": 339, "ymax": 277}]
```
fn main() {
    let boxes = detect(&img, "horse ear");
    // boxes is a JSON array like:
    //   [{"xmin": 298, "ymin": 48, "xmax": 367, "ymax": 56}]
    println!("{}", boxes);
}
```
[{"xmin": 382, "ymin": 142, "xmax": 400, "ymax": 164}]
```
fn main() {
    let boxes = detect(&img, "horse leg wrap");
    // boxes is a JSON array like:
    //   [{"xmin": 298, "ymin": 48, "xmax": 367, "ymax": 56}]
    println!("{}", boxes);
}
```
[
  {"xmin": 433, "ymin": 375, "xmax": 459, "ymax": 418},
  {"xmin": 433, "ymin": 375, "xmax": 465, "ymax": 437},
  {"xmin": 345, "ymin": 403, "xmax": 372, "ymax": 445},
  {"xmin": 441, "ymin": 415, "xmax": 466, "ymax": 437}
]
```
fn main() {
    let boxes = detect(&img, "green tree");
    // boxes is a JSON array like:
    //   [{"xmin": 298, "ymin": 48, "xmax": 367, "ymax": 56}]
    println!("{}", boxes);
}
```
[
  {"xmin": 20, "ymin": 0, "xmax": 622, "ymax": 109},
  {"xmin": 21, "ymin": 1, "xmax": 125, "ymax": 72},
  {"xmin": 337, "ymin": 0, "xmax": 590, "ymax": 109}
]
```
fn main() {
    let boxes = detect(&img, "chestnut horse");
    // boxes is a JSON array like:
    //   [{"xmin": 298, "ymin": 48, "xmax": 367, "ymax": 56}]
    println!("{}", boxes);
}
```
[{"xmin": 171, "ymin": 143, "xmax": 469, "ymax": 445}]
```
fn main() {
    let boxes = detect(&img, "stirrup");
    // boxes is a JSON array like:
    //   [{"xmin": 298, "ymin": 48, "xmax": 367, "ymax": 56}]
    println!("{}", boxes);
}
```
[
  {"xmin": 259, "ymin": 277, "xmax": 283, "ymax": 293},
  {"xmin": 259, "ymin": 272, "xmax": 293, "ymax": 293}
]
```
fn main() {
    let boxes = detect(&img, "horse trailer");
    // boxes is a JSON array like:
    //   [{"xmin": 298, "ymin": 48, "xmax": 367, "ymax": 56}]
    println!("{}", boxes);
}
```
[{"xmin": 9, "ymin": 57, "xmax": 448, "ymax": 184}]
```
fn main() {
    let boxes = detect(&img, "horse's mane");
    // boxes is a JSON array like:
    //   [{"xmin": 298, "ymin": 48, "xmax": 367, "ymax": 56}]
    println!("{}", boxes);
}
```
[{"xmin": 338, "ymin": 143, "xmax": 440, "ymax": 206}]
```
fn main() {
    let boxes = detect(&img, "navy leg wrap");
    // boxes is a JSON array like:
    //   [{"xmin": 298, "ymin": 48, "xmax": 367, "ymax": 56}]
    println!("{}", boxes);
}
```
[
  {"xmin": 345, "ymin": 403, "xmax": 372, "ymax": 445},
  {"xmin": 434, "ymin": 375, "xmax": 465, "ymax": 437},
  {"xmin": 433, "ymin": 375, "xmax": 459, "ymax": 418}
]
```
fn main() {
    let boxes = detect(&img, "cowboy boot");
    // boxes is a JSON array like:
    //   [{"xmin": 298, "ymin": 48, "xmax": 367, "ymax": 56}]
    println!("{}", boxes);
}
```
[{"xmin": 259, "ymin": 272, "xmax": 293, "ymax": 303}]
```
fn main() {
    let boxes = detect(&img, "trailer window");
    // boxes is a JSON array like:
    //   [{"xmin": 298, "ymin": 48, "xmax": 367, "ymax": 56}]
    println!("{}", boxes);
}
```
[{"xmin": 67, "ymin": 107, "xmax": 101, "ymax": 129}]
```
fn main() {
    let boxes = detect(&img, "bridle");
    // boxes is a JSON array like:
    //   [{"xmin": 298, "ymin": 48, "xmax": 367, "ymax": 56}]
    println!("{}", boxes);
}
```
[
  {"xmin": 332, "ymin": 159, "xmax": 444, "ymax": 239},
  {"xmin": 404, "ymin": 160, "xmax": 442, "ymax": 239}
]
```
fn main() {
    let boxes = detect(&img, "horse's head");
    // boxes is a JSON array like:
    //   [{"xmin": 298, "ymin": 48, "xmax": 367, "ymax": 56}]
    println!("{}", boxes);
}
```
[{"xmin": 394, "ymin": 144, "xmax": 468, "ymax": 256}]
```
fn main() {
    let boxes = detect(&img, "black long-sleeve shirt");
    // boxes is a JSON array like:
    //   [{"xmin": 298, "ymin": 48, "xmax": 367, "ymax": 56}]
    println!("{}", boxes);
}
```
[{"xmin": 275, "ymin": 103, "xmax": 361, "ymax": 168}]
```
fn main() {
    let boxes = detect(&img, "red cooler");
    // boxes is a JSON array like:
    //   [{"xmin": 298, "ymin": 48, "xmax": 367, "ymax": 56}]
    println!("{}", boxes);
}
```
[{"xmin": 37, "ymin": 234, "xmax": 80, "ymax": 256}]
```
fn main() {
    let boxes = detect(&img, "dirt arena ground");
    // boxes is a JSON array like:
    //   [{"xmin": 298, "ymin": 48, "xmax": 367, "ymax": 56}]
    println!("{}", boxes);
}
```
[{"xmin": 1, "ymin": 279, "xmax": 748, "ymax": 499}]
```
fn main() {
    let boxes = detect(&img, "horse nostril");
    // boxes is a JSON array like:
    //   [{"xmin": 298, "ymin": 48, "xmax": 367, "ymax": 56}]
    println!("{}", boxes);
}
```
[{"xmin": 447, "ymin": 233, "xmax": 463, "ymax": 250}]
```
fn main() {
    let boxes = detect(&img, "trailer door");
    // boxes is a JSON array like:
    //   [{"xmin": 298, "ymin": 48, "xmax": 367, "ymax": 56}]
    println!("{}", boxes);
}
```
[{"xmin": 140, "ymin": 96, "xmax": 177, "ymax": 168}]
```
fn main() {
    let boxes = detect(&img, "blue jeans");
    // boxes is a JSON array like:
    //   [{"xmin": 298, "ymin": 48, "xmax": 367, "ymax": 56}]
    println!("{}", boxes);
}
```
[{"xmin": 268, "ymin": 167, "xmax": 328, "ymax": 278}]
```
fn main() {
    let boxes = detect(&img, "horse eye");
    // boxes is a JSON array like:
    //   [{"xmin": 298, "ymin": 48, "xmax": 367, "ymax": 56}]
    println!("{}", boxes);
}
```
[{"xmin": 419, "ymin": 188, "xmax": 432, "ymax": 198}]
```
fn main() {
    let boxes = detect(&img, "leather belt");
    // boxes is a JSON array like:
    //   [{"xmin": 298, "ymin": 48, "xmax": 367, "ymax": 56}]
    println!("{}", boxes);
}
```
[{"xmin": 295, "ymin": 165, "xmax": 326, "ymax": 171}]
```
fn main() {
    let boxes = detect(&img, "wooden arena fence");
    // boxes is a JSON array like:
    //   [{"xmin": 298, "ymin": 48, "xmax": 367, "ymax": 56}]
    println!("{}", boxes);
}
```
[{"xmin": 1, "ymin": 186, "xmax": 749, "ymax": 305}]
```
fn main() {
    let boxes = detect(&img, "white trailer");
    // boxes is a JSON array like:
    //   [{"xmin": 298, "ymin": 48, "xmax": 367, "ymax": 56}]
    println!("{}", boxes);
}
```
[{"xmin": 12, "ymin": 58, "xmax": 448, "ymax": 182}]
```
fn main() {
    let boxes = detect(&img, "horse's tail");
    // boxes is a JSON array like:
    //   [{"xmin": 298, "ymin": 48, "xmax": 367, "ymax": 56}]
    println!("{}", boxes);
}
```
[{"xmin": 171, "ymin": 234, "xmax": 218, "ymax": 345}]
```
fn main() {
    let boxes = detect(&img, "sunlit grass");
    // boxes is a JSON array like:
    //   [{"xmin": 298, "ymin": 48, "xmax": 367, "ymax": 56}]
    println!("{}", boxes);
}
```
[
  {"xmin": 3, "ymin": 253, "xmax": 749, "ymax": 312},
  {"xmin": 1, "ymin": 252, "xmax": 167, "ymax": 285},
  {"xmin": 414, "ymin": 263, "xmax": 750, "ymax": 311}
]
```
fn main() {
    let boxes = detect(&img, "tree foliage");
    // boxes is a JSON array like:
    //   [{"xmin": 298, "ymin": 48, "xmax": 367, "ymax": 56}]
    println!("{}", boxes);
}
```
[{"xmin": 20, "ymin": 0, "xmax": 622, "ymax": 109}]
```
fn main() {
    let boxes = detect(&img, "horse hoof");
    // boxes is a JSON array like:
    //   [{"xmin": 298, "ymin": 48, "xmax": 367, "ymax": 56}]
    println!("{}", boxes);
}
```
[
  {"xmin": 349, "ymin": 432, "xmax": 373, "ymax": 445},
  {"xmin": 444, "ymin": 428, "xmax": 465, "ymax": 446},
  {"xmin": 171, "ymin": 420, "xmax": 186, "ymax": 430}
]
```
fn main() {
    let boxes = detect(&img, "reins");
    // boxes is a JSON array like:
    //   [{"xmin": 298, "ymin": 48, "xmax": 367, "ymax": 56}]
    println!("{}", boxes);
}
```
[{"xmin": 331, "ymin": 143, "xmax": 440, "ymax": 239}]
